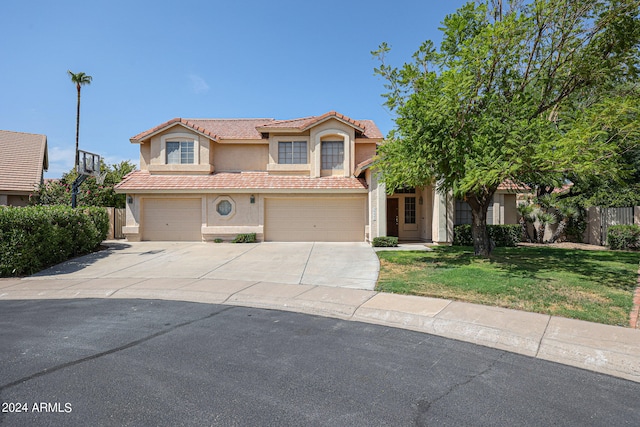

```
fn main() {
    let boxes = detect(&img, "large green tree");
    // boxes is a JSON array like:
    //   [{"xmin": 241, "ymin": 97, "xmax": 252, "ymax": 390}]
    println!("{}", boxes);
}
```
[
  {"xmin": 373, "ymin": 0, "xmax": 640, "ymax": 256},
  {"xmin": 31, "ymin": 160, "xmax": 135, "ymax": 208},
  {"xmin": 67, "ymin": 70, "xmax": 93, "ymax": 168}
]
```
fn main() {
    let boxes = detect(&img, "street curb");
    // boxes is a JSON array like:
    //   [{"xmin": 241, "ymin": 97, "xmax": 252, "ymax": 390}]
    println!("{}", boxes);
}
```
[{"xmin": 2, "ymin": 280, "xmax": 639, "ymax": 383}]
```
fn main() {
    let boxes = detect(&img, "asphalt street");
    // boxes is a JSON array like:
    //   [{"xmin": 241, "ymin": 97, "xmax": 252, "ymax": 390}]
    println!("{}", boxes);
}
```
[{"xmin": 1, "ymin": 299, "xmax": 638, "ymax": 426}]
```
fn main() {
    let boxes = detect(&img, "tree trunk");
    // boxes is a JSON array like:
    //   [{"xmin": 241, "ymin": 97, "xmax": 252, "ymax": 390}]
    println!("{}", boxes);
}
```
[
  {"xmin": 519, "ymin": 217, "xmax": 532, "ymax": 243},
  {"xmin": 537, "ymin": 222, "xmax": 546, "ymax": 243},
  {"xmin": 75, "ymin": 86, "xmax": 81, "ymax": 168},
  {"xmin": 466, "ymin": 190, "xmax": 495, "ymax": 257},
  {"xmin": 549, "ymin": 219, "xmax": 567, "ymax": 243}
]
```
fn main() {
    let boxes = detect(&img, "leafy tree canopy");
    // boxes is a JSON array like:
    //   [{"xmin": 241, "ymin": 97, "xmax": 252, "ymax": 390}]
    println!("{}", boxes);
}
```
[
  {"xmin": 31, "ymin": 160, "xmax": 135, "ymax": 208},
  {"xmin": 373, "ymin": 0, "xmax": 640, "ymax": 255}
]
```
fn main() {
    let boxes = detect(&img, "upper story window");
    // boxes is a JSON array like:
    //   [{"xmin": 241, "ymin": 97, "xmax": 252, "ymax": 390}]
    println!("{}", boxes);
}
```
[
  {"xmin": 321, "ymin": 141, "xmax": 344, "ymax": 170},
  {"xmin": 278, "ymin": 141, "xmax": 307, "ymax": 164},
  {"xmin": 166, "ymin": 141, "xmax": 194, "ymax": 164}
]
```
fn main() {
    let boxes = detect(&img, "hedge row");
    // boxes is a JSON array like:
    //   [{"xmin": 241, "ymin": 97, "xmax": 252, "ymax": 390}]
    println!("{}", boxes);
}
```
[
  {"xmin": 0, "ymin": 205, "xmax": 109, "ymax": 276},
  {"xmin": 453, "ymin": 224, "xmax": 522, "ymax": 247},
  {"xmin": 607, "ymin": 225, "xmax": 640, "ymax": 251}
]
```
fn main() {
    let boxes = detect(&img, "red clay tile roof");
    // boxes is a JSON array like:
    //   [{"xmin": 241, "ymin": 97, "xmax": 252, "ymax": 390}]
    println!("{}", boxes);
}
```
[
  {"xmin": 115, "ymin": 171, "xmax": 367, "ymax": 193},
  {"xmin": 0, "ymin": 130, "xmax": 48, "ymax": 193},
  {"xmin": 258, "ymin": 111, "xmax": 383, "ymax": 139},
  {"xmin": 130, "ymin": 111, "xmax": 383, "ymax": 143}
]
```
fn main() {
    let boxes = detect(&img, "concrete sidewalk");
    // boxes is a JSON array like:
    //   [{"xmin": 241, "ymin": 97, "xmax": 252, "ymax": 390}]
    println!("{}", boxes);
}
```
[{"xmin": 1, "ymin": 275, "xmax": 638, "ymax": 383}]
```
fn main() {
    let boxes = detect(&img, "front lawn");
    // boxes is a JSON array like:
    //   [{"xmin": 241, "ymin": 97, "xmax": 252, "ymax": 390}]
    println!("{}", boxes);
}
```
[{"xmin": 376, "ymin": 246, "xmax": 640, "ymax": 326}]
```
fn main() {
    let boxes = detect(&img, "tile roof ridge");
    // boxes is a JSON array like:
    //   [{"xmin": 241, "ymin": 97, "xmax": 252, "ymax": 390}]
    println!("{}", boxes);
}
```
[
  {"xmin": 0, "ymin": 129, "xmax": 46, "ymax": 137},
  {"xmin": 267, "ymin": 116, "xmax": 316, "ymax": 126},
  {"xmin": 183, "ymin": 118, "xmax": 275, "ymax": 121}
]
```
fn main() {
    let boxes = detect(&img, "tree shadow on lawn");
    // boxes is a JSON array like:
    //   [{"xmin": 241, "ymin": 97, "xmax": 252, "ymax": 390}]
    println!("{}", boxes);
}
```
[
  {"xmin": 485, "ymin": 246, "xmax": 640, "ymax": 292},
  {"xmin": 383, "ymin": 246, "xmax": 639, "ymax": 293}
]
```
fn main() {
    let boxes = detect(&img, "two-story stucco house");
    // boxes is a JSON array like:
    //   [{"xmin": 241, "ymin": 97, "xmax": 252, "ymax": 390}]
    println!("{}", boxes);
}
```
[{"xmin": 115, "ymin": 111, "xmax": 518, "ymax": 243}]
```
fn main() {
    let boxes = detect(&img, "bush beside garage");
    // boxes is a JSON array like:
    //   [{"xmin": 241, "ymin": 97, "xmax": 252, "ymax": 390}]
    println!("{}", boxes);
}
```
[{"xmin": 0, "ymin": 205, "xmax": 108, "ymax": 276}]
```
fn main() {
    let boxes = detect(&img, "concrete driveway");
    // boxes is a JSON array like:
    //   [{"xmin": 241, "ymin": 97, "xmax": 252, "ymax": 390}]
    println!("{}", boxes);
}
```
[{"xmin": 31, "ymin": 241, "xmax": 380, "ymax": 290}]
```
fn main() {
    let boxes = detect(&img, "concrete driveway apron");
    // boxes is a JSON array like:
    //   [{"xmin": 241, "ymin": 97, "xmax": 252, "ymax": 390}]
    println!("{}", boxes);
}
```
[{"xmin": 31, "ymin": 241, "xmax": 380, "ymax": 290}]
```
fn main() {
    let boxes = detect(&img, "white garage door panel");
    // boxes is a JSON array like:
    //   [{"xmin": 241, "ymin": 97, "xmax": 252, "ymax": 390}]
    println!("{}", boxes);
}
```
[
  {"xmin": 143, "ymin": 198, "xmax": 202, "ymax": 241},
  {"xmin": 266, "ymin": 198, "xmax": 365, "ymax": 242}
]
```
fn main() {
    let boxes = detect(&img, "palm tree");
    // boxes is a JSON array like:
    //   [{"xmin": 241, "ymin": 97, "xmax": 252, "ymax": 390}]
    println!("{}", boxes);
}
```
[
  {"xmin": 67, "ymin": 71, "xmax": 92, "ymax": 168},
  {"xmin": 549, "ymin": 206, "xmax": 579, "ymax": 243},
  {"xmin": 536, "ymin": 211, "xmax": 557, "ymax": 244}
]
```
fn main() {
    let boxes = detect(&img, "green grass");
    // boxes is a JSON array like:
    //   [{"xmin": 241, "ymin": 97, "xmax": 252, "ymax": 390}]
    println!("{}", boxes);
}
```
[{"xmin": 376, "ymin": 246, "xmax": 640, "ymax": 327}]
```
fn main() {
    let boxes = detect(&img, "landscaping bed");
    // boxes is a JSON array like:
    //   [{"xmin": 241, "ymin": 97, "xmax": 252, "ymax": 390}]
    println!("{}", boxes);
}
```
[{"xmin": 376, "ymin": 245, "xmax": 640, "ymax": 327}]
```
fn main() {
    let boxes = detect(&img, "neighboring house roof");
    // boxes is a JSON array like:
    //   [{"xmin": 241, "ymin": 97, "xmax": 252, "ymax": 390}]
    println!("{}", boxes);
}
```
[
  {"xmin": 0, "ymin": 130, "xmax": 48, "ymax": 193},
  {"xmin": 115, "ymin": 171, "xmax": 367, "ymax": 193},
  {"xmin": 130, "ymin": 111, "xmax": 383, "ymax": 143}
]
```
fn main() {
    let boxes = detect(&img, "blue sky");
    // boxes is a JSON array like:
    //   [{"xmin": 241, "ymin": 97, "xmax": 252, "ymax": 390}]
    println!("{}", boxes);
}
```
[{"xmin": 1, "ymin": 0, "xmax": 468, "ymax": 178}]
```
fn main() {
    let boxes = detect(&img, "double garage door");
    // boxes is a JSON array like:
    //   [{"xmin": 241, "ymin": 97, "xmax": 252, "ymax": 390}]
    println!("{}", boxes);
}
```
[
  {"xmin": 265, "ymin": 197, "xmax": 365, "ymax": 242},
  {"xmin": 141, "ymin": 197, "xmax": 366, "ymax": 242}
]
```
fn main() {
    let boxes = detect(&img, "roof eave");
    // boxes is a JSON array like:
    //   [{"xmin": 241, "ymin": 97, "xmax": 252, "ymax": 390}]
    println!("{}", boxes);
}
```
[
  {"xmin": 115, "ymin": 187, "xmax": 367, "ymax": 194},
  {"xmin": 131, "ymin": 120, "xmax": 220, "ymax": 144}
]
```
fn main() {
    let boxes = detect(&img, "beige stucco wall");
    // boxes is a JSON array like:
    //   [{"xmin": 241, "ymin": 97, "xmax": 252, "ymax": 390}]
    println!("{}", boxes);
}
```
[
  {"xmin": 432, "ymin": 190, "xmax": 454, "ymax": 244},
  {"xmin": 213, "ymin": 143, "xmax": 268, "ymax": 172},
  {"xmin": 139, "ymin": 143, "xmax": 150, "ymax": 170},
  {"xmin": 419, "ymin": 187, "xmax": 434, "ymax": 241},
  {"xmin": 503, "ymin": 194, "xmax": 518, "ymax": 224},
  {"xmin": 355, "ymin": 143, "xmax": 376, "ymax": 167},
  {"xmin": 310, "ymin": 120, "xmax": 355, "ymax": 178},
  {"xmin": 141, "ymin": 127, "xmax": 213, "ymax": 175},
  {"xmin": 206, "ymin": 194, "xmax": 260, "ymax": 226},
  {"xmin": 2, "ymin": 194, "xmax": 29, "ymax": 206}
]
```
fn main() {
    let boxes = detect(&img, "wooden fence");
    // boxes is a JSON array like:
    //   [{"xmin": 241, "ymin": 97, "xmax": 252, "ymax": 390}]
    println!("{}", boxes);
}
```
[
  {"xmin": 585, "ymin": 206, "xmax": 640, "ymax": 246},
  {"xmin": 105, "ymin": 207, "xmax": 126, "ymax": 239}
]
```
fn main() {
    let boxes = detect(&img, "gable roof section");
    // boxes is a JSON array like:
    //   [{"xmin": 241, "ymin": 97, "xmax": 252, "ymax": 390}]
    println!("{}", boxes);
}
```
[
  {"xmin": 115, "ymin": 171, "xmax": 367, "ymax": 193},
  {"xmin": 256, "ymin": 111, "xmax": 383, "ymax": 139},
  {"xmin": 130, "ymin": 111, "xmax": 383, "ymax": 143},
  {"xmin": 0, "ymin": 130, "xmax": 48, "ymax": 192}
]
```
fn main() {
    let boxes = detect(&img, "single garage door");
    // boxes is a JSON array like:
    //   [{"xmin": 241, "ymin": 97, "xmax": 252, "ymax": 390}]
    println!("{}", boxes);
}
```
[
  {"xmin": 142, "ymin": 198, "xmax": 202, "ymax": 241},
  {"xmin": 265, "ymin": 197, "xmax": 365, "ymax": 242}
]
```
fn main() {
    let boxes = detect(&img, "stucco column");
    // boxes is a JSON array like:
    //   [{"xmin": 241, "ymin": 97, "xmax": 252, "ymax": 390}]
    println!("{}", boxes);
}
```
[
  {"xmin": 494, "ymin": 193, "xmax": 503, "ymax": 225},
  {"xmin": 372, "ymin": 174, "xmax": 387, "ymax": 239},
  {"xmin": 123, "ymin": 194, "xmax": 141, "ymax": 241},
  {"xmin": 432, "ymin": 189, "xmax": 453, "ymax": 244}
]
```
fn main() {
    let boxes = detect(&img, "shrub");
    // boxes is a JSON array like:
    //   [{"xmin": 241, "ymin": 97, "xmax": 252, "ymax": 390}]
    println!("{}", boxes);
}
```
[
  {"xmin": 0, "ymin": 205, "xmax": 108, "ymax": 276},
  {"xmin": 453, "ymin": 224, "xmax": 521, "ymax": 247},
  {"xmin": 232, "ymin": 233, "xmax": 256, "ymax": 243},
  {"xmin": 372, "ymin": 236, "xmax": 398, "ymax": 247},
  {"xmin": 607, "ymin": 225, "xmax": 640, "ymax": 251},
  {"xmin": 453, "ymin": 224, "xmax": 473, "ymax": 246},
  {"xmin": 214, "ymin": 238, "xmax": 223, "ymax": 243}
]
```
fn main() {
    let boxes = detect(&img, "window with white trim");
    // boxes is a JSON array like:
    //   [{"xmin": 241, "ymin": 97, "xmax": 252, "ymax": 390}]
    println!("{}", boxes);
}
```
[
  {"xmin": 166, "ymin": 141, "xmax": 195, "ymax": 164},
  {"xmin": 321, "ymin": 141, "xmax": 344, "ymax": 170},
  {"xmin": 405, "ymin": 197, "xmax": 416, "ymax": 224},
  {"xmin": 278, "ymin": 141, "xmax": 307, "ymax": 164}
]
